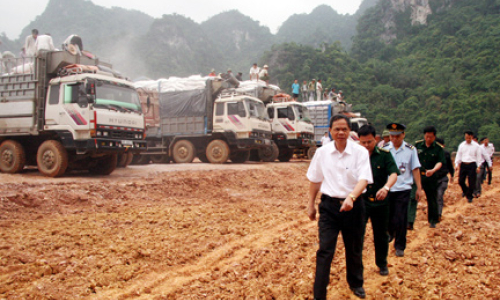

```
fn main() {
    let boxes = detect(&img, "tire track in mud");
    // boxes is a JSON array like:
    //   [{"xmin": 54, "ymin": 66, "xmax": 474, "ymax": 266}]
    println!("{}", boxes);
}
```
[{"xmin": 92, "ymin": 218, "xmax": 316, "ymax": 299}]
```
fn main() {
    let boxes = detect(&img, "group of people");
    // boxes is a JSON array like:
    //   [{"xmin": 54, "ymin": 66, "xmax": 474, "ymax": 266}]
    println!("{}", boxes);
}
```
[
  {"xmin": 208, "ymin": 63, "xmax": 270, "ymax": 85},
  {"xmin": 307, "ymin": 116, "xmax": 494, "ymax": 299},
  {"xmin": 294, "ymin": 79, "xmax": 343, "ymax": 102}
]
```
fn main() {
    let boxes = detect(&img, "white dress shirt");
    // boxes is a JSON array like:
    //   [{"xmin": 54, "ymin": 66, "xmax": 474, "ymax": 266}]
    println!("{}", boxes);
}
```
[
  {"xmin": 35, "ymin": 35, "xmax": 55, "ymax": 54},
  {"xmin": 479, "ymin": 146, "xmax": 493, "ymax": 167},
  {"xmin": 307, "ymin": 139, "xmax": 373, "ymax": 198},
  {"xmin": 482, "ymin": 143, "xmax": 495, "ymax": 158},
  {"xmin": 455, "ymin": 141, "xmax": 482, "ymax": 167}
]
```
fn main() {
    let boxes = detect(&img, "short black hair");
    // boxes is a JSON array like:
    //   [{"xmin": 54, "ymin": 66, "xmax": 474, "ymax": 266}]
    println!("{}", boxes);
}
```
[
  {"xmin": 436, "ymin": 137, "xmax": 445, "ymax": 145},
  {"xmin": 423, "ymin": 125, "xmax": 437, "ymax": 135},
  {"xmin": 358, "ymin": 124, "xmax": 376, "ymax": 138},
  {"xmin": 479, "ymin": 137, "xmax": 486, "ymax": 143},
  {"xmin": 32, "ymin": 29, "xmax": 38, "ymax": 35},
  {"xmin": 464, "ymin": 130, "xmax": 474, "ymax": 135},
  {"xmin": 329, "ymin": 114, "xmax": 351, "ymax": 129}
]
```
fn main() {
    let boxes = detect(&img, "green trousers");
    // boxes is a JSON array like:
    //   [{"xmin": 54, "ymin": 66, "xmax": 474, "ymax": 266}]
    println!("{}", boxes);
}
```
[{"xmin": 407, "ymin": 179, "xmax": 440, "ymax": 225}]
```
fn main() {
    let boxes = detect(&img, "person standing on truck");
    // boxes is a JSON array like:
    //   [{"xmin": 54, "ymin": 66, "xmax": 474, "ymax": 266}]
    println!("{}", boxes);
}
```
[
  {"xmin": 301, "ymin": 80, "xmax": 308, "ymax": 102},
  {"xmin": 316, "ymin": 79, "xmax": 323, "ymax": 101},
  {"xmin": 208, "ymin": 68, "xmax": 216, "ymax": 77},
  {"xmin": 24, "ymin": 29, "xmax": 38, "ymax": 57},
  {"xmin": 358, "ymin": 125, "xmax": 399, "ymax": 276},
  {"xmin": 249, "ymin": 63, "xmax": 260, "ymax": 81},
  {"xmin": 383, "ymin": 123, "xmax": 423, "ymax": 257},
  {"xmin": 35, "ymin": 34, "xmax": 55, "ymax": 55},
  {"xmin": 292, "ymin": 79, "xmax": 300, "ymax": 101},
  {"xmin": 307, "ymin": 114, "xmax": 373, "ymax": 300},
  {"xmin": 308, "ymin": 79, "xmax": 316, "ymax": 101},
  {"xmin": 259, "ymin": 65, "xmax": 270, "ymax": 85},
  {"xmin": 236, "ymin": 72, "xmax": 243, "ymax": 81}
]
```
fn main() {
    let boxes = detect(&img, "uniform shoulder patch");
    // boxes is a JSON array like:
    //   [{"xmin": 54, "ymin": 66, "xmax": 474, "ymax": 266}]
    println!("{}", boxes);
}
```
[
  {"xmin": 436, "ymin": 142, "xmax": 444, "ymax": 148},
  {"xmin": 405, "ymin": 143, "xmax": 415, "ymax": 150},
  {"xmin": 379, "ymin": 147, "xmax": 390, "ymax": 153},
  {"xmin": 415, "ymin": 139, "xmax": 424, "ymax": 144}
]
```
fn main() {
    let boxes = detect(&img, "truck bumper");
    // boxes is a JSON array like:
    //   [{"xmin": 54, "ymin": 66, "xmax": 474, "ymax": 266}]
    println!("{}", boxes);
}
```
[
  {"xmin": 73, "ymin": 138, "xmax": 147, "ymax": 154},
  {"xmin": 236, "ymin": 138, "xmax": 272, "ymax": 149},
  {"xmin": 275, "ymin": 138, "xmax": 315, "ymax": 149}
]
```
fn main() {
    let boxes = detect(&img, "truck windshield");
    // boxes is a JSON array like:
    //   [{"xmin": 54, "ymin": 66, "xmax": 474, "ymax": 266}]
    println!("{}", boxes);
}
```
[
  {"xmin": 292, "ymin": 105, "xmax": 311, "ymax": 122},
  {"xmin": 95, "ymin": 82, "xmax": 142, "ymax": 112},
  {"xmin": 244, "ymin": 98, "xmax": 267, "ymax": 120}
]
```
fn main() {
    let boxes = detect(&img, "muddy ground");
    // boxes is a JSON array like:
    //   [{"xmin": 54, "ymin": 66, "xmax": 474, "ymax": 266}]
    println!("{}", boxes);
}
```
[{"xmin": 0, "ymin": 159, "xmax": 498, "ymax": 299}]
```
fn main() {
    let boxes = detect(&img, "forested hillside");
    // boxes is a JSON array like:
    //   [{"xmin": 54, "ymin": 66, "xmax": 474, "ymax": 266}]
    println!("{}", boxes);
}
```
[{"xmin": 270, "ymin": 0, "xmax": 500, "ymax": 149}]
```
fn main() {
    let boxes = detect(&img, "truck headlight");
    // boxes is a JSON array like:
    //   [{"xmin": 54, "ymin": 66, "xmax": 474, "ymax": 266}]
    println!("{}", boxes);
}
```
[{"xmin": 237, "ymin": 132, "xmax": 250, "ymax": 139}]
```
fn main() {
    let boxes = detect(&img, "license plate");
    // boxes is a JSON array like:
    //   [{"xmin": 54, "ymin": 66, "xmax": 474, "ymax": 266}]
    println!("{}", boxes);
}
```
[
  {"xmin": 256, "ymin": 140, "xmax": 262, "ymax": 144},
  {"xmin": 122, "ymin": 140, "xmax": 133, "ymax": 146}
]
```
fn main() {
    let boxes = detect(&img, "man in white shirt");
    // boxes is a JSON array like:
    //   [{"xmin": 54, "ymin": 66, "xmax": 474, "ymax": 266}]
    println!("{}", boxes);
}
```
[
  {"xmin": 35, "ymin": 34, "xmax": 55, "ymax": 55},
  {"xmin": 24, "ymin": 29, "xmax": 38, "ymax": 57},
  {"xmin": 454, "ymin": 130, "xmax": 482, "ymax": 203},
  {"xmin": 481, "ymin": 137, "xmax": 494, "ymax": 185},
  {"xmin": 307, "ymin": 114, "xmax": 373, "ymax": 299},
  {"xmin": 473, "ymin": 139, "xmax": 493, "ymax": 198},
  {"xmin": 316, "ymin": 79, "xmax": 323, "ymax": 101},
  {"xmin": 249, "ymin": 63, "xmax": 259, "ymax": 81},
  {"xmin": 320, "ymin": 132, "xmax": 331, "ymax": 145}
]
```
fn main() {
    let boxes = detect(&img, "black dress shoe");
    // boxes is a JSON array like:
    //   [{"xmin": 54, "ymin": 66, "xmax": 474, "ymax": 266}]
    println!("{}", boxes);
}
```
[
  {"xmin": 350, "ymin": 286, "xmax": 366, "ymax": 299},
  {"xmin": 407, "ymin": 222, "xmax": 414, "ymax": 230},
  {"xmin": 379, "ymin": 266, "xmax": 389, "ymax": 276}
]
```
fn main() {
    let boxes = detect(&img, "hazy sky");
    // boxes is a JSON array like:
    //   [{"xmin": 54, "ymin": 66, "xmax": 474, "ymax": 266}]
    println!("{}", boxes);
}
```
[{"xmin": 0, "ymin": 0, "xmax": 363, "ymax": 40}]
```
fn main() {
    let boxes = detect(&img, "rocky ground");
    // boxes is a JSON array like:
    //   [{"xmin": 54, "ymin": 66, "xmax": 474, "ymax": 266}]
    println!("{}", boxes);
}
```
[{"xmin": 0, "ymin": 159, "xmax": 498, "ymax": 299}]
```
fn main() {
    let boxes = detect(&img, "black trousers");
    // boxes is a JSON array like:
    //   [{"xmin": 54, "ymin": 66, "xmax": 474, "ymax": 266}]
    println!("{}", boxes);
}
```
[
  {"xmin": 458, "ymin": 162, "xmax": 477, "ymax": 201},
  {"xmin": 422, "ymin": 176, "xmax": 440, "ymax": 224},
  {"xmin": 314, "ymin": 194, "xmax": 365, "ymax": 300},
  {"xmin": 364, "ymin": 203, "xmax": 390, "ymax": 269},
  {"xmin": 388, "ymin": 190, "xmax": 411, "ymax": 251}
]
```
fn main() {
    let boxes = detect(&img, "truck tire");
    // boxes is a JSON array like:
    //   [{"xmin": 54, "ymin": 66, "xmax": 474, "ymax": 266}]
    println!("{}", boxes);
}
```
[
  {"xmin": 134, "ymin": 154, "xmax": 151, "ymax": 165},
  {"xmin": 36, "ymin": 140, "xmax": 68, "ymax": 177},
  {"xmin": 258, "ymin": 141, "xmax": 279, "ymax": 162},
  {"xmin": 248, "ymin": 150, "xmax": 260, "ymax": 162},
  {"xmin": 89, "ymin": 154, "xmax": 118, "ymax": 175},
  {"xmin": 206, "ymin": 140, "xmax": 229, "ymax": 164},
  {"xmin": 198, "ymin": 152, "xmax": 209, "ymax": 163},
  {"xmin": 151, "ymin": 154, "xmax": 170, "ymax": 164},
  {"xmin": 172, "ymin": 140, "xmax": 195, "ymax": 163},
  {"xmin": 117, "ymin": 152, "xmax": 133, "ymax": 168},
  {"xmin": 230, "ymin": 150, "xmax": 250, "ymax": 163},
  {"xmin": 0, "ymin": 140, "xmax": 26, "ymax": 174},
  {"xmin": 307, "ymin": 147, "xmax": 317, "ymax": 160},
  {"xmin": 278, "ymin": 148, "xmax": 294, "ymax": 162}
]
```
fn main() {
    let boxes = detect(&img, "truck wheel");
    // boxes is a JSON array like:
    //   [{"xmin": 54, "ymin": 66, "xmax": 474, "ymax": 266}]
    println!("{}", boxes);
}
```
[
  {"xmin": 89, "ymin": 154, "xmax": 118, "ymax": 175},
  {"xmin": 278, "ymin": 148, "xmax": 294, "ymax": 162},
  {"xmin": 198, "ymin": 152, "xmax": 209, "ymax": 163},
  {"xmin": 117, "ymin": 152, "xmax": 134, "ymax": 168},
  {"xmin": 0, "ymin": 140, "xmax": 26, "ymax": 174},
  {"xmin": 37, "ymin": 140, "xmax": 68, "ymax": 177},
  {"xmin": 206, "ymin": 140, "xmax": 229, "ymax": 164},
  {"xmin": 134, "ymin": 154, "xmax": 151, "ymax": 165},
  {"xmin": 172, "ymin": 140, "xmax": 195, "ymax": 163},
  {"xmin": 151, "ymin": 154, "xmax": 170, "ymax": 164},
  {"xmin": 307, "ymin": 147, "xmax": 317, "ymax": 160},
  {"xmin": 230, "ymin": 150, "xmax": 250, "ymax": 163},
  {"xmin": 258, "ymin": 141, "xmax": 279, "ymax": 162},
  {"xmin": 248, "ymin": 150, "xmax": 260, "ymax": 162}
]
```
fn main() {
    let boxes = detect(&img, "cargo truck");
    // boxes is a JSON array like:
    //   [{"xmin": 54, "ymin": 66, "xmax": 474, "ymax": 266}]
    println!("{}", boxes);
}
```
[
  {"xmin": 0, "ymin": 50, "xmax": 146, "ymax": 177},
  {"xmin": 304, "ymin": 100, "xmax": 368, "ymax": 147},
  {"xmin": 234, "ymin": 82, "xmax": 316, "ymax": 161},
  {"xmin": 133, "ymin": 78, "xmax": 272, "ymax": 164}
]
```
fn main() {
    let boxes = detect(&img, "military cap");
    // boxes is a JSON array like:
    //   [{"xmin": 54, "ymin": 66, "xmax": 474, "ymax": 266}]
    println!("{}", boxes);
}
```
[
  {"xmin": 386, "ymin": 123, "xmax": 406, "ymax": 135},
  {"xmin": 381, "ymin": 129, "xmax": 390, "ymax": 137}
]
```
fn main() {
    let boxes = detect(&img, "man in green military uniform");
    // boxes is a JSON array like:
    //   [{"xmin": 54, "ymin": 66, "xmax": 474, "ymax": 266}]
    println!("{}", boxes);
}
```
[
  {"xmin": 411, "ymin": 126, "xmax": 445, "ymax": 228},
  {"xmin": 358, "ymin": 125, "xmax": 400, "ymax": 275}
]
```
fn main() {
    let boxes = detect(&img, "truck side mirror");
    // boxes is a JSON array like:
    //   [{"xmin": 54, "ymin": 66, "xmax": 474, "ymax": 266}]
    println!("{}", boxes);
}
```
[
  {"xmin": 87, "ymin": 94, "xmax": 95, "ymax": 104},
  {"xmin": 146, "ymin": 96, "xmax": 151, "ymax": 113}
]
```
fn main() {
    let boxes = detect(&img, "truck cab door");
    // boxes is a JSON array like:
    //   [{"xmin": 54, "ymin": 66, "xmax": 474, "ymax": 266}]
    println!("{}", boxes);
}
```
[
  {"xmin": 275, "ymin": 107, "xmax": 296, "ymax": 133},
  {"xmin": 45, "ymin": 83, "xmax": 91, "ymax": 131}
]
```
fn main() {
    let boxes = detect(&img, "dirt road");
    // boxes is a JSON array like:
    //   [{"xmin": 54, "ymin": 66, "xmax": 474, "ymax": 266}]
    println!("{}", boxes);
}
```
[{"xmin": 0, "ymin": 160, "xmax": 498, "ymax": 299}]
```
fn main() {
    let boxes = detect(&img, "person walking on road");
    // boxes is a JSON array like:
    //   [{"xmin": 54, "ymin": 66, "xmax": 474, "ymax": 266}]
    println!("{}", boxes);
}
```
[
  {"xmin": 358, "ymin": 125, "xmax": 399, "ymax": 276},
  {"xmin": 454, "ymin": 130, "xmax": 482, "ymax": 203},
  {"xmin": 307, "ymin": 114, "xmax": 373, "ymax": 299},
  {"xmin": 413, "ymin": 126, "xmax": 445, "ymax": 228},
  {"xmin": 434, "ymin": 138, "xmax": 454, "ymax": 221},
  {"xmin": 383, "ymin": 123, "xmax": 423, "ymax": 257}
]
